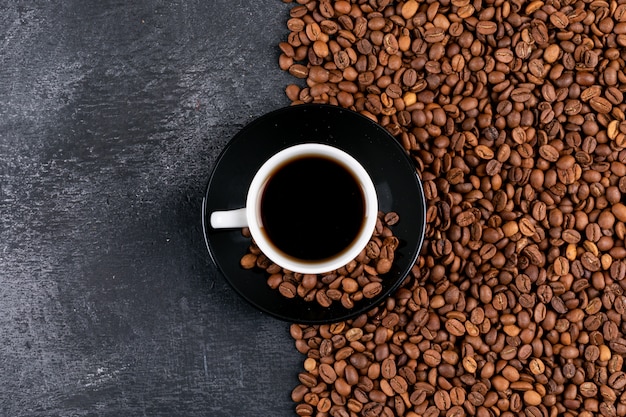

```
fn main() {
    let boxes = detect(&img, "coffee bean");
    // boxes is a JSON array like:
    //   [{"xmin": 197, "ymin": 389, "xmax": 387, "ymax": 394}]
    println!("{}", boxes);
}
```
[
  {"xmin": 609, "ymin": 372, "xmax": 626, "ymax": 390},
  {"xmin": 242, "ymin": 212, "xmax": 400, "ymax": 308},
  {"xmin": 424, "ymin": 27, "xmax": 445, "ymax": 43},
  {"xmin": 461, "ymin": 356, "xmax": 477, "ymax": 373},
  {"xmin": 456, "ymin": 210, "xmax": 476, "ymax": 227},
  {"xmin": 445, "ymin": 318, "xmax": 466, "ymax": 336},
  {"xmin": 423, "ymin": 349, "xmax": 441, "ymax": 367},
  {"xmin": 523, "ymin": 390, "xmax": 542, "ymax": 406},
  {"xmin": 606, "ymin": 87, "xmax": 624, "ymax": 106},
  {"xmin": 288, "ymin": 64, "xmax": 309, "ymax": 79},
  {"xmin": 476, "ymin": 21, "xmax": 497, "ymax": 35},
  {"xmin": 315, "ymin": 363, "xmax": 335, "ymax": 385},
  {"xmin": 240, "ymin": 253, "xmax": 257, "ymax": 269},
  {"xmin": 362, "ymin": 282, "xmax": 383, "ymax": 298},
  {"xmin": 581, "ymin": 252, "xmax": 601, "ymax": 271},
  {"xmin": 433, "ymin": 390, "xmax": 451, "ymax": 410},
  {"xmin": 550, "ymin": 11, "xmax": 570, "ymax": 28},
  {"xmin": 383, "ymin": 212, "xmax": 399, "ymax": 226},
  {"xmin": 611, "ymin": 261, "xmax": 626, "ymax": 281},
  {"xmin": 589, "ymin": 96, "xmax": 612, "ymax": 114},
  {"xmin": 278, "ymin": 281, "xmax": 297, "ymax": 298},
  {"xmin": 295, "ymin": 403, "xmax": 313, "ymax": 416},
  {"xmin": 613, "ymin": 203, "xmax": 626, "ymax": 222},
  {"xmin": 538, "ymin": 144, "xmax": 559, "ymax": 162},
  {"xmin": 510, "ymin": 88, "xmax": 532, "ymax": 102},
  {"xmin": 475, "ymin": 145, "xmax": 494, "ymax": 160},
  {"xmin": 278, "ymin": 2, "xmax": 626, "ymax": 416}
]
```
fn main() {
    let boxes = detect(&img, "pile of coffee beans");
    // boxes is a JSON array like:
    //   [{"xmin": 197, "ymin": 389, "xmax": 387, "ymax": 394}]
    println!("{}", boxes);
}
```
[
  {"xmin": 240, "ymin": 211, "xmax": 401, "ymax": 308},
  {"xmin": 279, "ymin": 0, "xmax": 626, "ymax": 416}
]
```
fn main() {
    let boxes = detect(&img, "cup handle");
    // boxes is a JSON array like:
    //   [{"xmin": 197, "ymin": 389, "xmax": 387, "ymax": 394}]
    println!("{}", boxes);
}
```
[{"xmin": 210, "ymin": 208, "xmax": 248, "ymax": 229}]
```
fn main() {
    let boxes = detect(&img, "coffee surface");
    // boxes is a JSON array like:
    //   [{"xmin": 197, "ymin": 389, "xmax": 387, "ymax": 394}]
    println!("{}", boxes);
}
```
[{"xmin": 260, "ymin": 156, "xmax": 364, "ymax": 261}]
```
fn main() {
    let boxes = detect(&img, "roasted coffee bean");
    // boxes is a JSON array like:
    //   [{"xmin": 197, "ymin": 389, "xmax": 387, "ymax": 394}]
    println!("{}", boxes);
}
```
[
  {"xmin": 279, "ymin": 1, "xmax": 626, "ymax": 416},
  {"xmin": 362, "ymin": 282, "xmax": 382, "ymax": 298},
  {"xmin": 589, "ymin": 96, "xmax": 612, "ymax": 114},
  {"xmin": 383, "ymin": 212, "xmax": 399, "ymax": 226},
  {"xmin": 241, "ymin": 212, "xmax": 400, "ymax": 308}
]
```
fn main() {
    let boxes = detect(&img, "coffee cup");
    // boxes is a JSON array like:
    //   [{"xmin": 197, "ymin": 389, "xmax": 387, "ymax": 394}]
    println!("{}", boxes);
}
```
[{"xmin": 209, "ymin": 143, "xmax": 378, "ymax": 274}]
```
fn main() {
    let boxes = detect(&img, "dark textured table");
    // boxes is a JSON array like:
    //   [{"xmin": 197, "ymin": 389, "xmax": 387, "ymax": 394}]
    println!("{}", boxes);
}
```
[{"xmin": 1, "ymin": 2, "xmax": 304, "ymax": 416}]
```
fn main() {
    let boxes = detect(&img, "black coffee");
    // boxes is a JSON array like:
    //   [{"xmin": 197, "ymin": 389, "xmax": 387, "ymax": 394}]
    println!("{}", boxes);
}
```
[{"xmin": 260, "ymin": 156, "xmax": 365, "ymax": 261}]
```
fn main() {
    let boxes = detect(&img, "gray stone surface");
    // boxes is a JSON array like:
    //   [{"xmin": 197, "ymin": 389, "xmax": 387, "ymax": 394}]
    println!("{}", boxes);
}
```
[{"xmin": 0, "ymin": 1, "xmax": 303, "ymax": 415}]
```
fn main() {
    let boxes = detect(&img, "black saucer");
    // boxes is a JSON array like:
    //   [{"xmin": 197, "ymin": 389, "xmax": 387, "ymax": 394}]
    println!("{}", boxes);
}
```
[{"xmin": 202, "ymin": 104, "xmax": 426, "ymax": 324}]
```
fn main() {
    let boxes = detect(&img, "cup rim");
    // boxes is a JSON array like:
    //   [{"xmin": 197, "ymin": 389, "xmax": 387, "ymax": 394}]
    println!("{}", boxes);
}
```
[{"xmin": 245, "ymin": 143, "xmax": 378, "ymax": 274}]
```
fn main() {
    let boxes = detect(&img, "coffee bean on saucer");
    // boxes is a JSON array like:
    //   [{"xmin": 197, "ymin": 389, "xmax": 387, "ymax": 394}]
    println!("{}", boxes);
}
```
[
  {"xmin": 239, "ymin": 253, "xmax": 257, "ymax": 270},
  {"xmin": 240, "ymin": 211, "xmax": 401, "ymax": 308}
]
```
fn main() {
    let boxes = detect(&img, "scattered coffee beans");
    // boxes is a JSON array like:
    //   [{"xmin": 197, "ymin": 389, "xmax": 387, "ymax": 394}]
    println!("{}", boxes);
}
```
[
  {"xmin": 240, "ymin": 211, "xmax": 401, "ymax": 308},
  {"xmin": 279, "ymin": 0, "xmax": 626, "ymax": 416}
]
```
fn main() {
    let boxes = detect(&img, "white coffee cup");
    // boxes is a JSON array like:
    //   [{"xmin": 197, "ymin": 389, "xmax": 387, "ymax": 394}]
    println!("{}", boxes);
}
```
[{"xmin": 209, "ymin": 143, "xmax": 378, "ymax": 274}]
